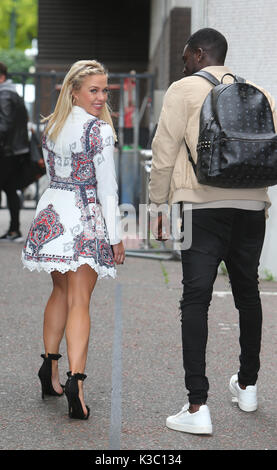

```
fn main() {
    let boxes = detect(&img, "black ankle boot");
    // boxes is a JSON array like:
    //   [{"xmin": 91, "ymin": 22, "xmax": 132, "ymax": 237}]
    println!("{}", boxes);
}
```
[
  {"xmin": 38, "ymin": 353, "xmax": 64, "ymax": 399},
  {"xmin": 65, "ymin": 371, "xmax": 90, "ymax": 420}
]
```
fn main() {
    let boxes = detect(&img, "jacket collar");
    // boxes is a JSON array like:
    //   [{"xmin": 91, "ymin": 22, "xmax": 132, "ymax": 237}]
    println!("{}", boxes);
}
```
[{"xmin": 200, "ymin": 65, "xmax": 234, "ymax": 81}]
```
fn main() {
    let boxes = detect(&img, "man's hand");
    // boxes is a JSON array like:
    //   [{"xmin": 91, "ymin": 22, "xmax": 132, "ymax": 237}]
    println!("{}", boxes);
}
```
[
  {"xmin": 151, "ymin": 213, "xmax": 170, "ymax": 241},
  {"xmin": 112, "ymin": 241, "xmax": 125, "ymax": 264}
]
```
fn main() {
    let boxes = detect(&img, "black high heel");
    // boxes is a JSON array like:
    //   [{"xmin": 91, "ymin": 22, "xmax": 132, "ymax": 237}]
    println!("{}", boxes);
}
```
[
  {"xmin": 65, "ymin": 371, "xmax": 90, "ymax": 420},
  {"xmin": 38, "ymin": 353, "xmax": 64, "ymax": 399}
]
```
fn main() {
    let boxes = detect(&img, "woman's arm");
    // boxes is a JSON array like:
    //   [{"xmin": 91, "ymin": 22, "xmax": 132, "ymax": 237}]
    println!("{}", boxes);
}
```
[{"xmin": 93, "ymin": 122, "xmax": 122, "ymax": 248}]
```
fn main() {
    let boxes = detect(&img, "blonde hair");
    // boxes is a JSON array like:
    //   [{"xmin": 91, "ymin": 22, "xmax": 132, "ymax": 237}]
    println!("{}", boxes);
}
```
[{"xmin": 43, "ymin": 60, "xmax": 117, "ymax": 142}]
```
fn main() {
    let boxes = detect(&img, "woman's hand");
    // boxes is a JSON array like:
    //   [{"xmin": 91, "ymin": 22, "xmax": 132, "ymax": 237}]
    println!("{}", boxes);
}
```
[{"xmin": 112, "ymin": 241, "xmax": 125, "ymax": 265}]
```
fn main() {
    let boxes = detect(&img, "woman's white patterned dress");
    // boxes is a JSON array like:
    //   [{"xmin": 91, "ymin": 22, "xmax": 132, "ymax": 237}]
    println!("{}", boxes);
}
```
[{"xmin": 22, "ymin": 106, "xmax": 121, "ymax": 278}]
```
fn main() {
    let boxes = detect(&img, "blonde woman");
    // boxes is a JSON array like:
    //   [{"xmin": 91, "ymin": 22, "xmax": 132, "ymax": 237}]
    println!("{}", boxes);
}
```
[{"xmin": 22, "ymin": 60, "xmax": 124, "ymax": 420}]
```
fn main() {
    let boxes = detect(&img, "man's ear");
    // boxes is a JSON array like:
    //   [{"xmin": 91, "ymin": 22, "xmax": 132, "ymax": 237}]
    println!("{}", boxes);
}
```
[{"xmin": 197, "ymin": 48, "xmax": 206, "ymax": 63}]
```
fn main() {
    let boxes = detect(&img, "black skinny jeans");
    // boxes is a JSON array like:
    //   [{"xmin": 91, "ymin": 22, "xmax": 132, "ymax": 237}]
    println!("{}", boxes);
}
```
[
  {"xmin": 180, "ymin": 208, "xmax": 265, "ymax": 405},
  {"xmin": 0, "ymin": 155, "xmax": 24, "ymax": 232}
]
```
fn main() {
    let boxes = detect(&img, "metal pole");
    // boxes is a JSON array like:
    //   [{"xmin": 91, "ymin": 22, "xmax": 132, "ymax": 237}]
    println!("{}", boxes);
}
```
[
  {"xmin": 34, "ymin": 73, "xmax": 42, "ymax": 206},
  {"xmin": 21, "ymin": 74, "xmax": 26, "ymax": 101},
  {"xmin": 35, "ymin": 73, "xmax": 41, "ymax": 135},
  {"xmin": 10, "ymin": 0, "xmax": 17, "ymax": 49},
  {"xmin": 50, "ymin": 71, "xmax": 57, "ymax": 112},
  {"xmin": 148, "ymin": 75, "xmax": 155, "ymax": 136},
  {"xmin": 118, "ymin": 77, "xmax": 125, "ymax": 204},
  {"xmin": 133, "ymin": 77, "xmax": 140, "ymax": 208}
]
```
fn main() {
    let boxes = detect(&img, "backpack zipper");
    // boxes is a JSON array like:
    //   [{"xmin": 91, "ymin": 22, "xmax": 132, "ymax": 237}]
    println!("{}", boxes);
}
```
[{"xmin": 221, "ymin": 136, "xmax": 276, "ymax": 143}]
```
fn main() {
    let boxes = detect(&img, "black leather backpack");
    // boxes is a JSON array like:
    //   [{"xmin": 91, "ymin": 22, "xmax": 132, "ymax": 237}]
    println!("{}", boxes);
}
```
[{"xmin": 186, "ymin": 70, "xmax": 277, "ymax": 188}]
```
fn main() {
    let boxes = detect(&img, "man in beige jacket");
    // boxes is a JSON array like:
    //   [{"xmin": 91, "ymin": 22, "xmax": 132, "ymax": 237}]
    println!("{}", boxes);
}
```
[{"xmin": 149, "ymin": 28, "xmax": 277, "ymax": 435}]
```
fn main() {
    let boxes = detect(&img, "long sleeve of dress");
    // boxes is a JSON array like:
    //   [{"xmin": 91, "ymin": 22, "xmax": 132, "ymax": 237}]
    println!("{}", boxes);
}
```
[{"xmin": 93, "ymin": 123, "xmax": 122, "ymax": 245}]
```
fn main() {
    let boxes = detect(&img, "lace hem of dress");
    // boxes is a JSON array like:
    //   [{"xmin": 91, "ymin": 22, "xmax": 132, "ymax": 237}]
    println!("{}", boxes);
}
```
[{"xmin": 21, "ymin": 255, "xmax": 116, "ymax": 279}]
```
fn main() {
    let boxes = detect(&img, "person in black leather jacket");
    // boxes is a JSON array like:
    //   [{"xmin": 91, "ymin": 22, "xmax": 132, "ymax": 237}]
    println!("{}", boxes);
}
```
[{"xmin": 0, "ymin": 62, "xmax": 29, "ymax": 242}]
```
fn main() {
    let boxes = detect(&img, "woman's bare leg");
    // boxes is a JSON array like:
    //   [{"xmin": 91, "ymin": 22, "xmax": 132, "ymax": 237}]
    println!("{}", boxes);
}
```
[
  {"xmin": 43, "ymin": 270, "xmax": 68, "ymax": 393},
  {"xmin": 65, "ymin": 264, "xmax": 98, "ymax": 414}
]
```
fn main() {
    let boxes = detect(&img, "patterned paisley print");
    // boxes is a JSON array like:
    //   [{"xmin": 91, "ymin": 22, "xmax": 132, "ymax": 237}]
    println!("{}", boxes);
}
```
[
  {"xmin": 28, "ymin": 204, "xmax": 64, "ymax": 256},
  {"xmin": 22, "ymin": 106, "xmax": 120, "ymax": 278}
]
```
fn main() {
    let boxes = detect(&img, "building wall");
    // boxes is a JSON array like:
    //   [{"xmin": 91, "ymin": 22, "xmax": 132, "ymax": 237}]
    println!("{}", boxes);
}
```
[
  {"xmin": 148, "ymin": 1, "xmax": 191, "ymax": 121},
  {"xmin": 150, "ymin": 0, "xmax": 277, "ymax": 99},
  {"xmin": 205, "ymin": 0, "xmax": 277, "ymax": 100},
  {"xmin": 149, "ymin": 6, "xmax": 191, "ymax": 89},
  {"xmin": 149, "ymin": 0, "xmax": 206, "ymax": 60},
  {"xmin": 37, "ymin": 0, "xmax": 151, "ymax": 124},
  {"xmin": 38, "ymin": 0, "xmax": 150, "ymax": 73}
]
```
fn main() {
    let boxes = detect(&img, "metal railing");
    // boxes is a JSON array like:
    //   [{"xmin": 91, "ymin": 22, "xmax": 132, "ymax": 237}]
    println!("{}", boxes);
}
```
[{"xmin": 123, "ymin": 148, "xmax": 180, "ymax": 261}]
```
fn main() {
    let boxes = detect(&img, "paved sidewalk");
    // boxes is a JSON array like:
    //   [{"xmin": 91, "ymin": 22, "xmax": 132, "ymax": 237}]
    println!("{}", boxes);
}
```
[{"xmin": 0, "ymin": 208, "xmax": 277, "ymax": 451}]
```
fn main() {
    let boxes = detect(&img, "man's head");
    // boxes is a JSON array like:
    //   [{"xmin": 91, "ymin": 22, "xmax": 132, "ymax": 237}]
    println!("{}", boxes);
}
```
[
  {"xmin": 182, "ymin": 28, "xmax": 228, "ymax": 77},
  {"xmin": 0, "ymin": 62, "xmax": 7, "ymax": 83}
]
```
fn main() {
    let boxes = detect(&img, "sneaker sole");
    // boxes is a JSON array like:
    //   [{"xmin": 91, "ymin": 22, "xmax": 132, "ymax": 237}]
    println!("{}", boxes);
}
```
[
  {"xmin": 229, "ymin": 383, "xmax": 258, "ymax": 412},
  {"xmin": 166, "ymin": 419, "xmax": 213, "ymax": 435}
]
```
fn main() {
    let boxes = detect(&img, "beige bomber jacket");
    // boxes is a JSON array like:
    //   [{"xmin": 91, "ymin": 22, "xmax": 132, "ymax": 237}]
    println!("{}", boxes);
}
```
[{"xmin": 149, "ymin": 65, "xmax": 277, "ymax": 207}]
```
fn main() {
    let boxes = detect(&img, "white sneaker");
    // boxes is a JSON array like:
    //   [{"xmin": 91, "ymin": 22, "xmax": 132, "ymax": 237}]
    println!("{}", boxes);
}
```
[
  {"xmin": 166, "ymin": 403, "xmax": 213, "ymax": 434},
  {"xmin": 229, "ymin": 374, "xmax": 258, "ymax": 412}
]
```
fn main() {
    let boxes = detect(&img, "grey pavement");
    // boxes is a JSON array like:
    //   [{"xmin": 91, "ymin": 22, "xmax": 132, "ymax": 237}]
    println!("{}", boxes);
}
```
[{"xmin": 0, "ymin": 207, "xmax": 277, "ymax": 451}]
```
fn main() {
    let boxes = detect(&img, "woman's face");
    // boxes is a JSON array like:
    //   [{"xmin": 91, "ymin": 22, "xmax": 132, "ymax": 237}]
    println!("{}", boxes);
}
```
[{"xmin": 72, "ymin": 74, "xmax": 109, "ymax": 116}]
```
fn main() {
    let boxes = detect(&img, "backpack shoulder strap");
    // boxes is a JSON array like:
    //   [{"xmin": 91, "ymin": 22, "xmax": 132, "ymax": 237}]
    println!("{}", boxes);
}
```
[
  {"xmin": 193, "ymin": 71, "xmax": 220, "ymax": 86},
  {"xmin": 235, "ymin": 75, "xmax": 246, "ymax": 83},
  {"xmin": 185, "ymin": 141, "xmax": 197, "ymax": 174},
  {"xmin": 194, "ymin": 70, "xmax": 246, "ymax": 85},
  {"xmin": 185, "ymin": 71, "xmax": 218, "ymax": 174}
]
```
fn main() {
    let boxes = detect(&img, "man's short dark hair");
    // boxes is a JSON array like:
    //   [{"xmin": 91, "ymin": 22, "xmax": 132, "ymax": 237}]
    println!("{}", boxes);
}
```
[
  {"xmin": 186, "ymin": 28, "xmax": 228, "ymax": 64},
  {"xmin": 0, "ymin": 62, "xmax": 8, "ymax": 77}
]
